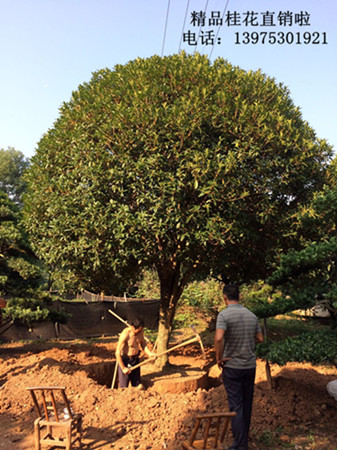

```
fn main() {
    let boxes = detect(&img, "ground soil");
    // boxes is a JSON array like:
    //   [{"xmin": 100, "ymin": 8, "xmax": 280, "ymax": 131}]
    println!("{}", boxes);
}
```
[{"xmin": 0, "ymin": 337, "xmax": 337, "ymax": 449}]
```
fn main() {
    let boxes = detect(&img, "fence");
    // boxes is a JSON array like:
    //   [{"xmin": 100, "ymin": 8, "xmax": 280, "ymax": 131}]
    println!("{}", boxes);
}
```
[{"xmin": 0, "ymin": 296, "xmax": 160, "ymax": 342}]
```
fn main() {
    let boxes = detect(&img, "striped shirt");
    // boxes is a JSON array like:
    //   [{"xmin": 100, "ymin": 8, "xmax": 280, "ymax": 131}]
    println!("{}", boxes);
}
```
[{"xmin": 216, "ymin": 303, "xmax": 262, "ymax": 369}]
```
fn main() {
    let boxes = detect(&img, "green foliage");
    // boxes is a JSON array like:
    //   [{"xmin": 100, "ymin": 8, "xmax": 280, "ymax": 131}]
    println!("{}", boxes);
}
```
[
  {"xmin": 266, "ymin": 185, "xmax": 337, "ymax": 324},
  {"xmin": 0, "ymin": 191, "xmax": 42, "ymax": 295},
  {"xmin": 326, "ymin": 154, "xmax": 337, "ymax": 187},
  {"xmin": 256, "ymin": 429, "xmax": 277, "ymax": 447},
  {"xmin": 249, "ymin": 183, "xmax": 337, "ymax": 367},
  {"xmin": 254, "ymin": 289, "xmax": 317, "ymax": 319},
  {"xmin": 143, "ymin": 327, "xmax": 158, "ymax": 344},
  {"xmin": 136, "ymin": 270, "xmax": 222, "ymax": 311},
  {"xmin": 268, "ymin": 238, "xmax": 337, "ymax": 287},
  {"xmin": 134, "ymin": 269, "xmax": 160, "ymax": 299},
  {"xmin": 172, "ymin": 309, "xmax": 199, "ymax": 329},
  {"xmin": 3, "ymin": 290, "xmax": 68, "ymax": 325},
  {"xmin": 256, "ymin": 329, "xmax": 337, "ymax": 366},
  {"xmin": 180, "ymin": 277, "xmax": 223, "ymax": 311},
  {"xmin": 46, "ymin": 268, "xmax": 83, "ymax": 297},
  {"xmin": 239, "ymin": 281, "xmax": 312, "ymax": 319},
  {"xmin": 24, "ymin": 52, "xmax": 331, "ymax": 296},
  {"xmin": 4, "ymin": 299, "xmax": 49, "ymax": 324},
  {"xmin": 265, "ymin": 316, "xmax": 324, "ymax": 340},
  {"xmin": 240, "ymin": 281, "xmax": 275, "ymax": 311},
  {"xmin": 0, "ymin": 147, "xmax": 30, "ymax": 204},
  {"xmin": 0, "ymin": 191, "xmax": 64, "ymax": 326}
]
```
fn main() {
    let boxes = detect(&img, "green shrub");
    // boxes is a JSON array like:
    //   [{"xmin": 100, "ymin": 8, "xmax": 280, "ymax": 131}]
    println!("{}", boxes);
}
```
[
  {"xmin": 135, "ymin": 270, "xmax": 223, "ymax": 312},
  {"xmin": 240, "ymin": 281, "xmax": 317, "ymax": 319},
  {"xmin": 3, "ymin": 290, "xmax": 68, "ymax": 325},
  {"xmin": 180, "ymin": 278, "xmax": 223, "ymax": 311},
  {"xmin": 256, "ymin": 329, "xmax": 337, "ymax": 366},
  {"xmin": 134, "ymin": 269, "xmax": 160, "ymax": 299},
  {"xmin": 172, "ymin": 310, "xmax": 199, "ymax": 329}
]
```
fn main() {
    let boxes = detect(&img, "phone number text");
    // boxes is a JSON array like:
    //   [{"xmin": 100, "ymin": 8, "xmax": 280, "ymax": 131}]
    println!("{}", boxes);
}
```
[{"xmin": 235, "ymin": 31, "xmax": 328, "ymax": 45}]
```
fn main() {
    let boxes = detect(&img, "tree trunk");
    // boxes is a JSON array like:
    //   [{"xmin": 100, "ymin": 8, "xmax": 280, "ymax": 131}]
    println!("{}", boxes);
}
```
[
  {"xmin": 154, "ymin": 263, "xmax": 190, "ymax": 369},
  {"xmin": 155, "ymin": 310, "xmax": 175, "ymax": 368}
]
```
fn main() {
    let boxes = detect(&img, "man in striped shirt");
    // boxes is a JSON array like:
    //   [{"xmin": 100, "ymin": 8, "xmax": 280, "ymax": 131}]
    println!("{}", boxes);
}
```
[{"xmin": 214, "ymin": 284, "xmax": 264, "ymax": 450}]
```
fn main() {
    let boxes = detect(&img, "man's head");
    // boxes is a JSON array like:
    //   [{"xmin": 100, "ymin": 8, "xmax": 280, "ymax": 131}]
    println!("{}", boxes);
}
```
[
  {"xmin": 223, "ymin": 284, "xmax": 239, "ymax": 303},
  {"xmin": 131, "ymin": 317, "xmax": 144, "ymax": 334}
]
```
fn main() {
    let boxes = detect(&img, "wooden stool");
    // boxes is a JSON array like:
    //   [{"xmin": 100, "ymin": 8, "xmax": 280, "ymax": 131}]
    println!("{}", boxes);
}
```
[
  {"xmin": 27, "ymin": 386, "xmax": 82, "ymax": 450},
  {"xmin": 182, "ymin": 411, "xmax": 236, "ymax": 449}
]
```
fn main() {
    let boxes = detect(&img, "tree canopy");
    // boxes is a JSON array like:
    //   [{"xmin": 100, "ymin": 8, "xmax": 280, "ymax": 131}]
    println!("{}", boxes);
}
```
[
  {"xmin": 0, "ymin": 147, "xmax": 30, "ymax": 204},
  {"xmin": 24, "ymin": 52, "xmax": 332, "ymax": 358}
]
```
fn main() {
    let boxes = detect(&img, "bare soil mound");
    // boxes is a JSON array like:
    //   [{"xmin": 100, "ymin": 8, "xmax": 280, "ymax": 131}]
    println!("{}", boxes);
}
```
[{"xmin": 0, "ymin": 339, "xmax": 336, "ymax": 449}]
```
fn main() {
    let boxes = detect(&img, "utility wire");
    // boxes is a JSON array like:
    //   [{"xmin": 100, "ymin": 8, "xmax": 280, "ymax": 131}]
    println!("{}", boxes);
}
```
[
  {"xmin": 208, "ymin": 0, "xmax": 230, "ymax": 60},
  {"xmin": 194, "ymin": 0, "xmax": 210, "ymax": 54},
  {"xmin": 178, "ymin": 0, "xmax": 190, "ymax": 52},
  {"xmin": 161, "ymin": 0, "xmax": 171, "ymax": 56}
]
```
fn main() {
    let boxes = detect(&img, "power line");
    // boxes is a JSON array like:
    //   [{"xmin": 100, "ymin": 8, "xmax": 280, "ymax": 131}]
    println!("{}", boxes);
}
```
[
  {"xmin": 178, "ymin": 0, "xmax": 190, "ymax": 52},
  {"xmin": 161, "ymin": 0, "xmax": 171, "ymax": 56},
  {"xmin": 209, "ymin": 0, "xmax": 230, "ymax": 60},
  {"xmin": 194, "ymin": 0, "xmax": 210, "ymax": 54},
  {"xmin": 178, "ymin": 0, "xmax": 230, "ymax": 58}
]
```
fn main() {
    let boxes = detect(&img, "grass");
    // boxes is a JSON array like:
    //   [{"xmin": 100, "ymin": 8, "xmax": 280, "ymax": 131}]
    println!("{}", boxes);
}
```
[
  {"xmin": 253, "ymin": 428, "xmax": 336, "ymax": 449},
  {"xmin": 263, "ymin": 313, "xmax": 329, "ymax": 342}
]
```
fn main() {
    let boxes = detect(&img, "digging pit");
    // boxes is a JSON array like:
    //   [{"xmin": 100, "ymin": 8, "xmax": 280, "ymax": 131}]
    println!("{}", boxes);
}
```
[
  {"xmin": 86, "ymin": 361, "xmax": 116, "ymax": 387},
  {"xmin": 85, "ymin": 359, "xmax": 221, "ymax": 393}
]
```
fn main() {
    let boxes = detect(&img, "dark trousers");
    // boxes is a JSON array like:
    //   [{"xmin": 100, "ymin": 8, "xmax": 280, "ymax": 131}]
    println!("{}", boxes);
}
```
[
  {"xmin": 118, "ymin": 354, "xmax": 141, "ymax": 388},
  {"xmin": 222, "ymin": 367, "xmax": 256, "ymax": 450}
]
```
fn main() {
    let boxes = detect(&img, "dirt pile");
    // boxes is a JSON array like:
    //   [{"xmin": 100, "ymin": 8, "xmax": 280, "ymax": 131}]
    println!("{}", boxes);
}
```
[{"xmin": 0, "ymin": 339, "xmax": 336, "ymax": 449}]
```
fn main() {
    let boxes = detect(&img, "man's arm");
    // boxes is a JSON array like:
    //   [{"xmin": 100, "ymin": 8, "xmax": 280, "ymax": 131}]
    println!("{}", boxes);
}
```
[
  {"xmin": 255, "ymin": 331, "xmax": 264, "ymax": 343},
  {"xmin": 116, "ymin": 328, "xmax": 130, "ymax": 374},
  {"xmin": 139, "ymin": 331, "xmax": 156, "ymax": 358},
  {"xmin": 214, "ymin": 328, "xmax": 225, "ymax": 369}
]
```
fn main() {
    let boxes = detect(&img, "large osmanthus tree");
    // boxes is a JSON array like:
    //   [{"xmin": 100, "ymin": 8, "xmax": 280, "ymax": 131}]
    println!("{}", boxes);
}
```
[{"xmin": 24, "ymin": 53, "xmax": 332, "ymax": 362}]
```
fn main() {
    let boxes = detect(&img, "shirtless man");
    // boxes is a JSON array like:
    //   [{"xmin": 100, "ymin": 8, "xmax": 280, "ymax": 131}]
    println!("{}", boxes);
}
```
[{"xmin": 116, "ymin": 317, "xmax": 155, "ymax": 388}]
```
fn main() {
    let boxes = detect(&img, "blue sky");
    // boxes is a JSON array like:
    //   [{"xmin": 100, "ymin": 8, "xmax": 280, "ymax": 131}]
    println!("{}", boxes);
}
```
[{"xmin": 1, "ymin": 0, "xmax": 336, "ymax": 158}]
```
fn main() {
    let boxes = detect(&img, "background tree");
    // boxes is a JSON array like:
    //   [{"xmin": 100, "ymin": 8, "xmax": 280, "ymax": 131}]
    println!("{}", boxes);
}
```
[
  {"xmin": 243, "ymin": 160, "xmax": 337, "ymax": 367},
  {"xmin": 266, "ymin": 187, "xmax": 337, "ymax": 327},
  {"xmin": 0, "ymin": 191, "xmax": 40, "ymax": 294},
  {"xmin": 0, "ymin": 147, "xmax": 30, "ymax": 204},
  {"xmin": 0, "ymin": 191, "xmax": 64, "ymax": 325},
  {"xmin": 239, "ymin": 155, "xmax": 337, "ymax": 324},
  {"xmin": 24, "ymin": 53, "xmax": 332, "ymax": 364}
]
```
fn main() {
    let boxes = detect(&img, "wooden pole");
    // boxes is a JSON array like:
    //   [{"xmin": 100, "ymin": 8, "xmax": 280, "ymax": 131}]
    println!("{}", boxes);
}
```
[
  {"xmin": 108, "ymin": 309, "xmax": 130, "ymax": 327},
  {"xmin": 108, "ymin": 309, "xmax": 152, "ymax": 345},
  {"xmin": 111, "ymin": 361, "xmax": 119, "ymax": 389},
  {"xmin": 129, "ymin": 336, "xmax": 201, "ymax": 371},
  {"xmin": 262, "ymin": 317, "xmax": 274, "ymax": 389}
]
